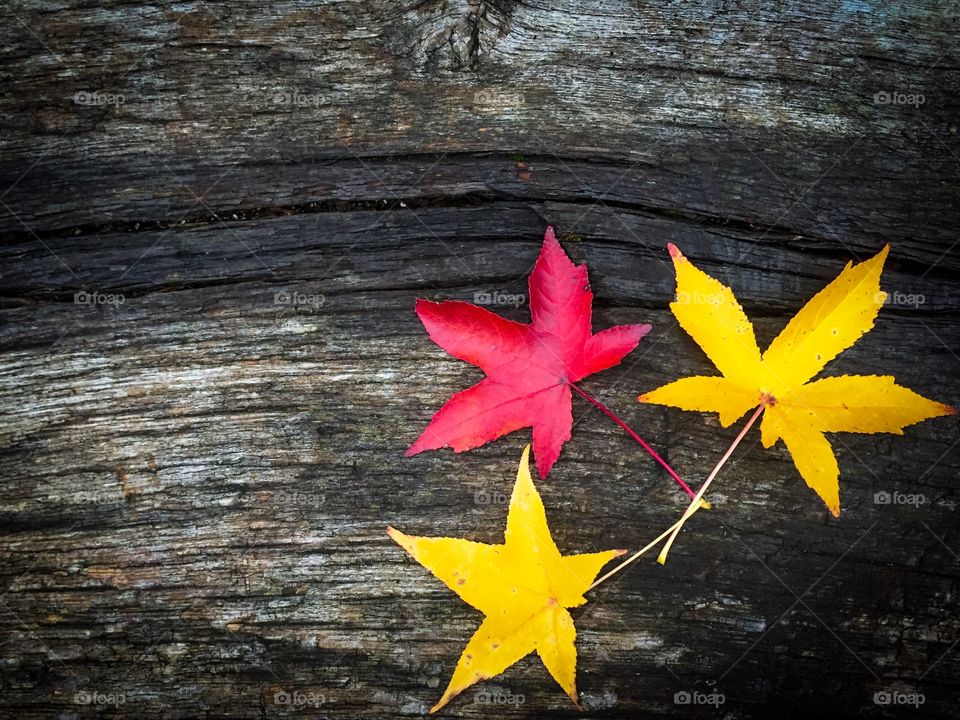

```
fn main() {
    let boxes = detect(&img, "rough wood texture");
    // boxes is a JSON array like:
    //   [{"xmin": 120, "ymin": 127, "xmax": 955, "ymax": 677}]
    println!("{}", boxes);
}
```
[{"xmin": 1, "ymin": 1, "xmax": 958, "ymax": 718}]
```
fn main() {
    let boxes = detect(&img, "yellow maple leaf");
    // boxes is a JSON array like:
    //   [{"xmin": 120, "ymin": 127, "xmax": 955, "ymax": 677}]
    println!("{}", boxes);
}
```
[
  {"xmin": 639, "ymin": 244, "xmax": 955, "ymax": 516},
  {"xmin": 387, "ymin": 445, "xmax": 624, "ymax": 712}
]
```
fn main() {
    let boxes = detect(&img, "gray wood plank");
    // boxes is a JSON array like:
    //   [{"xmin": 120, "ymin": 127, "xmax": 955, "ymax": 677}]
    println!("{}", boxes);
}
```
[{"xmin": 0, "ymin": 0, "xmax": 958, "ymax": 717}]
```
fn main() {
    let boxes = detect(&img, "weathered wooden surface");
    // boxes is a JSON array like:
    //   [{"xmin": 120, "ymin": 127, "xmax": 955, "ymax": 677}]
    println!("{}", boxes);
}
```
[{"xmin": 1, "ymin": 1, "xmax": 958, "ymax": 718}]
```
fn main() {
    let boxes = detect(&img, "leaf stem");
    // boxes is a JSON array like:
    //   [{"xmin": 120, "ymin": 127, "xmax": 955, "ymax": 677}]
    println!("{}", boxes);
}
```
[
  {"xmin": 655, "ymin": 403, "xmax": 766, "ymax": 565},
  {"xmin": 587, "ymin": 504, "xmax": 706, "ymax": 591},
  {"xmin": 589, "ymin": 404, "xmax": 766, "ymax": 591},
  {"xmin": 569, "ymin": 382, "xmax": 700, "ymax": 501}
]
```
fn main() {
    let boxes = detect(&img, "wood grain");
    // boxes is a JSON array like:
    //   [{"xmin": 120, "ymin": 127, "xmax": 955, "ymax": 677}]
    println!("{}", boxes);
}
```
[{"xmin": 0, "ymin": 1, "xmax": 958, "ymax": 718}]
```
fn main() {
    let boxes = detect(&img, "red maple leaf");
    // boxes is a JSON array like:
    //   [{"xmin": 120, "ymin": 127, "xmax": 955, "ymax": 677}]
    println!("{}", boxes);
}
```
[{"xmin": 406, "ymin": 227, "xmax": 651, "ymax": 478}]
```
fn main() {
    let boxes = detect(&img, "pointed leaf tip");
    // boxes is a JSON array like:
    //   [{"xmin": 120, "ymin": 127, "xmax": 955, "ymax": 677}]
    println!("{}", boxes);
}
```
[
  {"xmin": 413, "ymin": 297, "xmax": 437, "ymax": 318},
  {"xmin": 386, "ymin": 526, "xmax": 404, "ymax": 544},
  {"xmin": 666, "ymin": 243, "xmax": 683, "ymax": 260},
  {"xmin": 544, "ymin": 225, "xmax": 558, "ymax": 245},
  {"xmin": 859, "ymin": 243, "xmax": 890, "ymax": 275}
]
